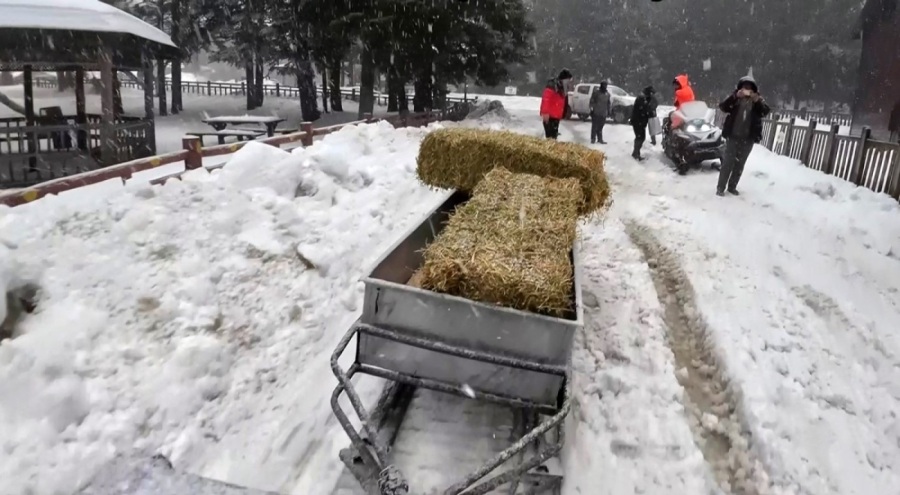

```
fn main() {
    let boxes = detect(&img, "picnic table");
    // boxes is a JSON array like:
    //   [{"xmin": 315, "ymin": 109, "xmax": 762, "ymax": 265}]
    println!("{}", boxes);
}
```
[{"xmin": 201, "ymin": 115, "xmax": 285, "ymax": 137}]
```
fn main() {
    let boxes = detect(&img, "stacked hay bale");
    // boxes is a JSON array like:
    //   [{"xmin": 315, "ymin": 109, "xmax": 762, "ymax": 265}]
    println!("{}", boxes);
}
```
[
  {"xmin": 418, "ymin": 167, "xmax": 581, "ymax": 316},
  {"xmin": 417, "ymin": 128, "xmax": 610, "ymax": 214},
  {"xmin": 415, "ymin": 128, "xmax": 610, "ymax": 316}
]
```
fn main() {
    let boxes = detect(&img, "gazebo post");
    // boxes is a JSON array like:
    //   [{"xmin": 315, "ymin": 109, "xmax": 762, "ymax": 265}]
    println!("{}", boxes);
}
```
[
  {"xmin": 142, "ymin": 52, "xmax": 157, "ymax": 154},
  {"xmin": 23, "ymin": 64, "xmax": 36, "ymax": 171},
  {"xmin": 75, "ymin": 67, "xmax": 87, "ymax": 151},
  {"xmin": 99, "ymin": 48, "xmax": 117, "ymax": 164}
]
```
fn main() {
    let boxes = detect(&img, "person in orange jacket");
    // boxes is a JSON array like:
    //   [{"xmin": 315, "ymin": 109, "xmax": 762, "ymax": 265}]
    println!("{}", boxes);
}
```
[
  {"xmin": 539, "ymin": 69, "xmax": 573, "ymax": 139},
  {"xmin": 672, "ymin": 74, "xmax": 695, "ymax": 109}
]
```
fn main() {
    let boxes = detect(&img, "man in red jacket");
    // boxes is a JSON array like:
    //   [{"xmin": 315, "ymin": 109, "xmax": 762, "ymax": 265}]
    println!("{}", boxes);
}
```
[
  {"xmin": 673, "ymin": 74, "xmax": 695, "ymax": 109},
  {"xmin": 540, "ymin": 69, "xmax": 573, "ymax": 139}
]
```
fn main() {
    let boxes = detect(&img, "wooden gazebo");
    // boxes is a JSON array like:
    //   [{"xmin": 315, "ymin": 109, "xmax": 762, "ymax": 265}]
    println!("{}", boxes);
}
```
[{"xmin": 0, "ymin": 0, "xmax": 178, "ymax": 188}]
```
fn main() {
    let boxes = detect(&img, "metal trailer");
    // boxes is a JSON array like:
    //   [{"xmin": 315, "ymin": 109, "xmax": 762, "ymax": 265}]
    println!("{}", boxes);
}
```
[{"xmin": 330, "ymin": 191, "xmax": 584, "ymax": 495}]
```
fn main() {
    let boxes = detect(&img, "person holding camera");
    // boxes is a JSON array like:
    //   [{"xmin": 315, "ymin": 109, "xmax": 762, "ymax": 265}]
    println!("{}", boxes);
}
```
[{"xmin": 716, "ymin": 75, "xmax": 771, "ymax": 196}]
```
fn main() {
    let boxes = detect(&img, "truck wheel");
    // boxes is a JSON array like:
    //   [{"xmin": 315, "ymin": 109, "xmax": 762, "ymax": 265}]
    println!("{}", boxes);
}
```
[{"xmin": 577, "ymin": 113, "xmax": 590, "ymax": 121}]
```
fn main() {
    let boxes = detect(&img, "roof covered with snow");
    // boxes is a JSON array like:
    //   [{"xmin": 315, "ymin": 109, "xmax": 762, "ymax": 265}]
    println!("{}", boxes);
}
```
[{"xmin": 0, "ymin": 0, "xmax": 175, "ymax": 48}]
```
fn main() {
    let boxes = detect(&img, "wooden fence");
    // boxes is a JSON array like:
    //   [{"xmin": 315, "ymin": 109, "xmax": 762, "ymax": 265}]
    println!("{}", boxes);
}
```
[
  {"xmin": 0, "ymin": 103, "xmax": 474, "ymax": 208},
  {"xmin": 715, "ymin": 110, "xmax": 900, "ymax": 201},
  {"xmin": 32, "ymin": 78, "xmax": 476, "ymax": 108}
]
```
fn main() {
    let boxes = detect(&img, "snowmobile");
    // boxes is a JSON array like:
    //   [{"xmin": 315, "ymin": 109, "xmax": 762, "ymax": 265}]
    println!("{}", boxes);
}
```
[{"xmin": 661, "ymin": 100, "xmax": 724, "ymax": 175}]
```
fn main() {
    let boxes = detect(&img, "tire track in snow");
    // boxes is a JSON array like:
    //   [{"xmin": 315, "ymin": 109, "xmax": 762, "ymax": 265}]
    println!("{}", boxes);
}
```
[{"xmin": 623, "ymin": 221, "xmax": 772, "ymax": 495}]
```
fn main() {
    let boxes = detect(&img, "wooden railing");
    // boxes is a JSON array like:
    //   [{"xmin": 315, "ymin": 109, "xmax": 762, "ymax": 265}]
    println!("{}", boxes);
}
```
[
  {"xmin": 0, "ymin": 103, "xmax": 475, "ymax": 207},
  {"xmin": 716, "ymin": 110, "xmax": 900, "ymax": 201}
]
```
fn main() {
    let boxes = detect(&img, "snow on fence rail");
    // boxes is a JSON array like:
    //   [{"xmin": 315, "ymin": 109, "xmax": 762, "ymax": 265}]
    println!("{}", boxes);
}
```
[
  {"xmin": 0, "ymin": 107, "xmax": 465, "ymax": 208},
  {"xmin": 716, "ymin": 111, "xmax": 900, "ymax": 201}
]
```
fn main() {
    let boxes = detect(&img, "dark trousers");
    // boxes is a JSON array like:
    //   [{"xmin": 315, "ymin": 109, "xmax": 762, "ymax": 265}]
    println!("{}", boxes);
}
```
[
  {"xmin": 717, "ymin": 138, "xmax": 754, "ymax": 192},
  {"xmin": 543, "ymin": 118, "xmax": 560, "ymax": 139},
  {"xmin": 632, "ymin": 124, "xmax": 646, "ymax": 156},
  {"xmin": 590, "ymin": 116, "xmax": 606, "ymax": 142}
]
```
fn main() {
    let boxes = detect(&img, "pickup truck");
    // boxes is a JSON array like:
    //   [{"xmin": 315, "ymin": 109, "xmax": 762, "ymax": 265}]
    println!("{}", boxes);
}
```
[{"xmin": 566, "ymin": 83, "xmax": 637, "ymax": 123}]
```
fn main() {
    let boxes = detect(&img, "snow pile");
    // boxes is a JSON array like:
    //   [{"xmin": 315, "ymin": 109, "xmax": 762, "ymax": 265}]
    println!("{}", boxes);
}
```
[
  {"xmin": 465, "ymin": 99, "xmax": 511, "ymax": 123},
  {"xmin": 0, "ymin": 120, "xmax": 446, "ymax": 495}
]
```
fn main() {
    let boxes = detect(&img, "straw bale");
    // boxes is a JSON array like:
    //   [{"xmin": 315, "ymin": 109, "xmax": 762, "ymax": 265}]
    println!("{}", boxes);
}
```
[
  {"xmin": 419, "ymin": 167, "xmax": 580, "ymax": 317},
  {"xmin": 417, "ymin": 128, "xmax": 610, "ymax": 215}
]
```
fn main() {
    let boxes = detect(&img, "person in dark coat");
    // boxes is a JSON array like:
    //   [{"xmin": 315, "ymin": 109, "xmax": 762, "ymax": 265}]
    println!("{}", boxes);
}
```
[
  {"xmin": 646, "ymin": 89, "xmax": 659, "ymax": 145},
  {"xmin": 716, "ymin": 75, "xmax": 771, "ymax": 196},
  {"xmin": 589, "ymin": 81, "xmax": 611, "ymax": 144},
  {"xmin": 629, "ymin": 86, "xmax": 656, "ymax": 160},
  {"xmin": 889, "ymin": 99, "xmax": 900, "ymax": 144},
  {"xmin": 540, "ymin": 69, "xmax": 573, "ymax": 140}
]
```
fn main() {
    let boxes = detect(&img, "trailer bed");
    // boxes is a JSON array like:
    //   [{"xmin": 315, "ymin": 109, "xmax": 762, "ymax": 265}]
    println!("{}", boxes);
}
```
[{"xmin": 330, "ymin": 190, "xmax": 583, "ymax": 494}]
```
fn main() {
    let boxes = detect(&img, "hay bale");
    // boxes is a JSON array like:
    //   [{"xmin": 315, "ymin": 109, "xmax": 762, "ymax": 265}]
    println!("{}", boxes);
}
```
[
  {"xmin": 417, "ymin": 128, "xmax": 610, "ymax": 215},
  {"xmin": 419, "ymin": 167, "xmax": 580, "ymax": 317}
]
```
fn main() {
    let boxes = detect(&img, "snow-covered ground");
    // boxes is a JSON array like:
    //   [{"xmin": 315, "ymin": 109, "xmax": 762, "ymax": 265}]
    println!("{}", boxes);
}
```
[{"xmin": 2, "ymin": 95, "xmax": 899, "ymax": 495}]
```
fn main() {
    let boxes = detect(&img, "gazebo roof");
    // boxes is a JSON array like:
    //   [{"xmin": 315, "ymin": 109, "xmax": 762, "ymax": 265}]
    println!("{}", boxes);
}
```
[{"xmin": 0, "ymin": 0, "xmax": 178, "ymax": 70}]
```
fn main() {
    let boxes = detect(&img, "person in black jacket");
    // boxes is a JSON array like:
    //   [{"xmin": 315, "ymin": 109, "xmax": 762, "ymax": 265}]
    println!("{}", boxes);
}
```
[
  {"xmin": 716, "ymin": 76, "xmax": 771, "ymax": 196},
  {"xmin": 629, "ymin": 86, "xmax": 656, "ymax": 160}
]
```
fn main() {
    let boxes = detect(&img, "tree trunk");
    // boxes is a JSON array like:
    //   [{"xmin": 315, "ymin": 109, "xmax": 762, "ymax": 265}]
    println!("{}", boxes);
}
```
[
  {"xmin": 254, "ymin": 59, "xmax": 265, "ymax": 107},
  {"xmin": 321, "ymin": 69, "xmax": 329, "ymax": 113},
  {"xmin": 387, "ymin": 68, "xmax": 401, "ymax": 112},
  {"xmin": 413, "ymin": 75, "xmax": 433, "ymax": 113},
  {"xmin": 157, "ymin": 60, "xmax": 168, "ymax": 117},
  {"xmin": 358, "ymin": 44, "xmax": 375, "ymax": 119},
  {"xmin": 399, "ymin": 82, "xmax": 409, "ymax": 114},
  {"xmin": 245, "ymin": 63, "xmax": 256, "ymax": 111},
  {"xmin": 170, "ymin": 0, "xmax": 183, "ymax": 113},
  {"xmin": 296, "ymin": 60, "xmax": 320, "ymax": 122},
  {"xmin": 329, "ymin": 59, "xmax": 343, "ymax": 112}
]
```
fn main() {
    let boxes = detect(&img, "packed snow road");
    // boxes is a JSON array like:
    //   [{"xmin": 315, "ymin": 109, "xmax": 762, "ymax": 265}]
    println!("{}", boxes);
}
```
[{"xmin": 1, "ymin": 97, "xmax": 898, "ymax": 495}]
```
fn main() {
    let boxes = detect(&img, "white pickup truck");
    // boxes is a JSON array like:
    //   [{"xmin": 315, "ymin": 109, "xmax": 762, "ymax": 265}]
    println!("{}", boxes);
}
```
[{"xmin": 567, "ymin": 83, "xmax": 637, "ymax": 123}]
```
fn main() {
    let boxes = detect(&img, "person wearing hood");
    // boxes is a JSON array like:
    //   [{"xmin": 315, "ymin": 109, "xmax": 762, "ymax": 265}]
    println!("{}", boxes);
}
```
[
  {"xmin": 540, "ymin": 69, "xmax": 573, "ymax": 139},
  {"xmin": 673, "ymin": 74, "xmax": 695, "ymax": 109},
  {"xmin": 589, "ymin": 81, "xmax": 611, "ymax": 144},
  {"xmin": 716, "ymin": 75, "xmax": 771, "ymax": 196},
  {"xmin": 629, "ymin": 86, "xmax": 656, "ymax": 160}
]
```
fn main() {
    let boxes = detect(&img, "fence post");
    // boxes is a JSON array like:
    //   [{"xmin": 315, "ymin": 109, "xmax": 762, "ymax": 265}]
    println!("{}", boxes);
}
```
[
  {"xmin": 849, "ymin": 126, "xmax": 871, "ymax": 186},
  {"xmin": 182, "ymin": 136, "xmax": 202, "ymax": 170},
  {"xmin": 241, "ymin": 82, "xmax": 246, "ymax": 95},
  {"xmin": 799, "ymin": 120, "xmax": 817, "ymax": 165},
  {"xmin": 300, "ymin": 122, "xmax": 314, "ymax": 146},
  {"xmin": 207, "ymin": 80, "xmax": 212, "ymax": 96},
  {"xmin": 781, "ymin": 117, "xmax": 796, "ymax": 157},
  {"xmin": 822, "ymin": 123, "xmax": 841, "ymax": 176},
  {"xmin": 765, "ymin": 115, "xmax": 778, "ymax": 150},
  {"xmin": 276, "ymin": 83, "xmax": 281, "ymax": 97}
]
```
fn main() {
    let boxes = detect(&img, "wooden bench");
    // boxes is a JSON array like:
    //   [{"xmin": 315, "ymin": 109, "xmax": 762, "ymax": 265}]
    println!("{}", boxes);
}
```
[{"xmin": 185, "ymin": 129, "xmax": 264, "ymax": 146}]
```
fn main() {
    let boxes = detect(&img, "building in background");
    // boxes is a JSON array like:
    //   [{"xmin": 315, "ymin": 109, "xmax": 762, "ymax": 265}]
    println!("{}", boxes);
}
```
[{"xmin": 852, "ymin": 0, "xmax": 900, "ymax": 141}]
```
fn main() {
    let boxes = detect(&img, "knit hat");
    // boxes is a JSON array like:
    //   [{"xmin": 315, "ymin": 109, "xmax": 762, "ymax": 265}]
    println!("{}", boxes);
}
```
[
  {"xmin": 643, "ymin": 85, "xmax": 656, "ymax": 95},
  {"xmin": 558, "ymin": 68, "xmax": 573, "ymax": 81}
]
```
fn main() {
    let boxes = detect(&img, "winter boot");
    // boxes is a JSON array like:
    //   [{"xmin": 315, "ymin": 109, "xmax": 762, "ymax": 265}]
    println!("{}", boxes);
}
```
[{"xmin": 632, "ymin": 141, "xmax": 643, "ymax": 161}]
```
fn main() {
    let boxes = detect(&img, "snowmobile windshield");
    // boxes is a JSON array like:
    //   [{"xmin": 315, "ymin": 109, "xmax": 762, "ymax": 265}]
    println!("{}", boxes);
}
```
[{"xmin": 677, "ymin": 101, "xmax": 712, "ymax": 123}]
